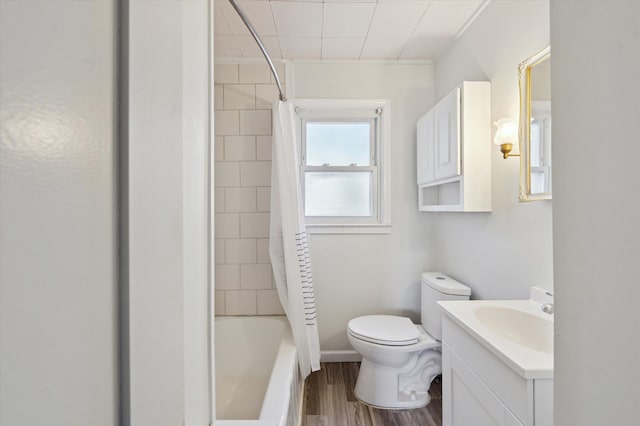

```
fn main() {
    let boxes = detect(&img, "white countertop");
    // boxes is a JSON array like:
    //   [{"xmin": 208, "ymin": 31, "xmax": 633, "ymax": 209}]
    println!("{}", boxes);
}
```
[{"xmin": 438, "ymin": 299, "xmax": 554, "ymax": 379}]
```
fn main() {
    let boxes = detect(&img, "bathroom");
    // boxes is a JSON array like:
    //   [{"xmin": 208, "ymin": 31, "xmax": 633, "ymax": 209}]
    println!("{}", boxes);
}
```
[{"xmin": 1, "ymin": 1, "xmax": 639, "ymax": 426}]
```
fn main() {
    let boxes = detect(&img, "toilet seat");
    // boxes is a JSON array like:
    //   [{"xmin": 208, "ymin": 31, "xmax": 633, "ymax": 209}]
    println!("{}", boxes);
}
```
[{"xmin": 348, "ymin": 315, "xmax": 420, "ymax": 346}]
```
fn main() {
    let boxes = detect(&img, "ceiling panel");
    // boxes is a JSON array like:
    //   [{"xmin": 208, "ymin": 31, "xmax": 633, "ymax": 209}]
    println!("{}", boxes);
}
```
[
  {"xmin": 218, "ymin": 0, "xmax": 278, "ymax": 36},
  {"xmin": 279, "ymin": 37, "xmax": 322, "ymax": 59},
  {"xmin": 324, "ymin": 0, "xmax": 377, "ymax": 3},
  {"xmin": 214, "ymin": 1, "xmax": 232, "ymax": 35},
  {"xmin": 401, "ymin": 0, "xmax": 483, "ymax": 59},
  {"xmin": 413, "ymin": 0, "xmax": 482, "ymax": 37},
  {"xmin": 322, "ymin": 38, "xmax": 365, "ymax": 60},
  {"xmin": 235, "ymin": 35, "xmax": 282, "ymax": 59},
  {"xmin": 361, "ymin": 37, "xmax": 406, "ymax": 60},
  {"xmin": 323, "ymin": 3, "xmax": 376, "ymax": 38},
  {"xmin": 400, "ymin": 34, "xmax": 450, "ymax": 60},
  {"xmin": 213, "ymin": 0, "xmax": 488, "ymax": 61},
  {"xmin": 271, "ymin": 2, "xmax": 323, "ymax": 38},
  {"xmin": 367, "ymin": 1, "xmax": 430, "ymax": 39},
  {"xmin": 218, "ymin": 1, "xmax": 250, "ymax": 36},
  {"xmin": 237, "ymin": 1, "xmax": 278, "ymax": 36},
  {"xmin": 215, "ymin": 35, "xmax": 243, "ymax": 57}
]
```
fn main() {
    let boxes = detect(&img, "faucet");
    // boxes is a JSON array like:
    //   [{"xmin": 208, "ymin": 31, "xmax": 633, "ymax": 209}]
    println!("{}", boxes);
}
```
[{"xmin": 541, "ymin": 303, "xmax": 554, "ymax": 314}]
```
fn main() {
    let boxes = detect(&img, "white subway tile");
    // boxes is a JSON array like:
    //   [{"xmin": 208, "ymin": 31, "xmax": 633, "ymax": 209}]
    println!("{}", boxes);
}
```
[
  {"xmin": 215, "ymin": 136, "xmax": 224, "ymax": 161},
  {"xmin": 214, "ymin": 85, "xmax": 224, "ymax": 110},
  {"xmin": 256, "ymin": 135, "xmax": 272, "ymax": 160},
  {"xmin": 241, "ymin": 212, "xmax": 270, "ymax": 238},
  {"xmin": 240, "ymin": 264, "xmax": 272, "ymax": 290},
  {"xmin": 214, "ymin": 162, "xmax": 240, "ymax": 187},
  {"xmin": 215, "ymin": 110, "xmax": 239, "ymax": 136},
  {"xmin": 239, "ymin": 63, "xmax": 271, "ymax": 84},
  {"xmin": 257, "ymin": 290, "xmax": 285, "ymax": 315},
  {"xmin": 240, "ymin": 162, "xmax": 271, "ymax": 187},
  {"xmin": 255, "ymin": 84, "xmax": 279, "ymax": 109},
  {"xmin": 257, "ymin": 187, "xmax": 271, "ymax": 212},
  {"xmin": 240, "ymin": 110, "xmax": 272, "ymax": 136},
  {"xmin": 215, "ymin": 188, "xmax": 225, "ymax": 213},
  {"xmin": 214, "ymin": 64, "xmax": 238, "ymax": 84},
  {"xmin": 214, "ymin": 290, "xmax": 226, "ymax": 316},
  {"xmin": 215, "ymin": 264, "xmax": 240, "ymax": 290},
  {"xmin": 257, "ymin": 238, "xmax": 270, "ymax": 263},
  {"xmin": 224, "ymin": 135, "xmax": 256, "ymax": 161},
  {"xmin": 271, "ymin": 63, "xmax": 286, "ymax": 84},
  {"xmin": 226, "ymin": 290, "xmax": 257, "ymax": 315},
  {"xmin": 224, "ymin": 84, "xmax": 256, "ymax": 110},
  {"xmin": 225, "ymin": 238, "xmax": 257, "ymax": 264},
  {"xmin": 215, "ymin": 238, "xmax": 225, "ymax": 264},
  {"xmin": 215, "ymin": 213, "xmax": 240, "ymax": 238},
  {"xmin": 225, "ymin": 187, "xmax": 257, "ymax": 212}
]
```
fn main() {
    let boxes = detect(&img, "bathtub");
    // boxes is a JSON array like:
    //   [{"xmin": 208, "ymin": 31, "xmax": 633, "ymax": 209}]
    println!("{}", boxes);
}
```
[{"xmin": 215, "ymin": 316, "xmax": 302, "ymax": 426}]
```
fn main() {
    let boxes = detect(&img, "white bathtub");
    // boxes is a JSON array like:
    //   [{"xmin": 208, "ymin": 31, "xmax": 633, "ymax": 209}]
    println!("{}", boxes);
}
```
[{"xmin": 215, "ymin": 316, "xmax": 302, "ymax": 426}]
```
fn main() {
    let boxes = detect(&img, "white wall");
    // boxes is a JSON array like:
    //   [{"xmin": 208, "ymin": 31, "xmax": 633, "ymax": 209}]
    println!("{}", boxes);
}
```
[
  {"xmin": 551, "ymin": 2, "xmax": 640, "ymax": 424},
  {"xmin": 291, "ymin": 62, "xmax": 436, "ymax": 352},
  {"xmin": 0, "ymin": 1, "xmax": 118, "ymax": 425},
  {"xmin": 433, "ymin": 0, "xmax": 553, "ymax": 299}
]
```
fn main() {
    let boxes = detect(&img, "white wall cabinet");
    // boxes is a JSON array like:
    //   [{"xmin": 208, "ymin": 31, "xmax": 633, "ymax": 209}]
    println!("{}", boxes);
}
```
[
  {"xmin": 416, "ymin": 81, "xmax": 491, "ymax": 212},
  {"xmin": 434, "ymin": 88, "xmax": 461, "ymax": 180},
  {"xmin": 441, "ymin": 316, "xmax": 553, "ymax": 426},
  {"xmin": 416, "ymin": 109, "xmax": 435, "ymax": 183}
]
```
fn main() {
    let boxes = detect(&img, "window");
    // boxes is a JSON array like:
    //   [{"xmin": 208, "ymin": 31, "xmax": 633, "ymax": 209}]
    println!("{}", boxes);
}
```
[
  {"xmin": 294, "ymin": 100, "xmax": 391, "ymax": 233},
  {"xmin": 530, "ymin": 101, "xmax": 552, "ymax": 194}
]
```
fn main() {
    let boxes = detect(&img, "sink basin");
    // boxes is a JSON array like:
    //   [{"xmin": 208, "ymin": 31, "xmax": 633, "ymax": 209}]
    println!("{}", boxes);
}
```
[
  {"xmin": 474, "ymin": 306, "xmax": 553, "ymax": 354},
  {"xmin": 439, "ymin": 292, "xmax": 554, "ymax": 379}
]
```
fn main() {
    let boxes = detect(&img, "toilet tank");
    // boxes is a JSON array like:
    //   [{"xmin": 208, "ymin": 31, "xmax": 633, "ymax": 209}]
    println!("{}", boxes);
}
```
[{"xmin": 421, "ymin": 272, "xmax": 471, "ymax": 340}]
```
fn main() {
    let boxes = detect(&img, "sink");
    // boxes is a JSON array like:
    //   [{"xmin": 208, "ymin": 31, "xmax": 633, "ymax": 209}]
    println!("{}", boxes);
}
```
[
  {"xmin": 438, "ymin": 292, "xmax": 554, "ymax": 379},
  {"xmin": 474, "ymin": 306, "xmax": 553, "ymax": 354}
]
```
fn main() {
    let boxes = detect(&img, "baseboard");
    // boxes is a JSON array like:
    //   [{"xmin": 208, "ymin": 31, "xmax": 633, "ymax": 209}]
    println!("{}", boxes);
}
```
[{"xmin": 320, "ymin": 350, "xmax": 362, "ymax": 363}]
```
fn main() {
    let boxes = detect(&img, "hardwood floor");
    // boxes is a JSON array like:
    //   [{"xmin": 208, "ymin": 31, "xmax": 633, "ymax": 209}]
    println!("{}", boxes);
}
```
[{"xmin": 302, "ymin": 362, "xmax": 442, "ymax": 426}]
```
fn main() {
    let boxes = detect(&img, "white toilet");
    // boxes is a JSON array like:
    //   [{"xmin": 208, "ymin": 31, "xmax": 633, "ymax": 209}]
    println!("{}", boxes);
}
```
[{"xmin": 347, "ymin": 272, "xmax": 470, "ymax": 409}]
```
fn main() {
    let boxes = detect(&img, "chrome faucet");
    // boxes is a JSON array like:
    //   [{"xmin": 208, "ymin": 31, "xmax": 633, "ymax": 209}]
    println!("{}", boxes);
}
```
[{"xmin": 541, "ymin": 303, "xmax": 554, "ymax": 314}]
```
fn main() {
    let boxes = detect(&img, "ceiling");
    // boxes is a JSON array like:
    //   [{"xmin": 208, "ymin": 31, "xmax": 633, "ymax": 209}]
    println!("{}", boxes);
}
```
[{"xmin": 214, "ymin": 0, "xmax": 487, "ymax": 61}]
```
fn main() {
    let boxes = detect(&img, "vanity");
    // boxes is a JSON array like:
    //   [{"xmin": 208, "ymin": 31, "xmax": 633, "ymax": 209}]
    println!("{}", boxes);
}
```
[{"xmin": 438, "ymin": 288, "xmax": 553, "ymax": 426}]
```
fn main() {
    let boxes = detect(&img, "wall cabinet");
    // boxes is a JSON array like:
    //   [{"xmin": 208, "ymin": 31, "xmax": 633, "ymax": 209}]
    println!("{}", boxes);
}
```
[
  {"xmin": 416, "ymin": 81, "xmax": 491, "ymax": 212},
  {"xmin": 441, "ymin": 316, "xmax": 553, "ymax": 426}
]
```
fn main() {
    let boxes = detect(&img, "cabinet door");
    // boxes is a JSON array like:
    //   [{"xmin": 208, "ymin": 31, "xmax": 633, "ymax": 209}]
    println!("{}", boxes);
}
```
[
  {"xmin": 443, "ymin": 345, "xmax": 524, "ymax": 426},
  {"xmin": 417, "ymin": 109, "xmax": 435, "ymax": 184},
  {"xmin": 434, "ymin": 87, "xmax": 461, "ymax": 180}
]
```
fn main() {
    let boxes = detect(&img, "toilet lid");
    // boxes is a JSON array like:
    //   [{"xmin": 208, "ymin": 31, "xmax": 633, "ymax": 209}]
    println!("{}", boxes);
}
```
[{"xmin": 348, "ymin": 315, "xmax": 420, "ymax": 346}]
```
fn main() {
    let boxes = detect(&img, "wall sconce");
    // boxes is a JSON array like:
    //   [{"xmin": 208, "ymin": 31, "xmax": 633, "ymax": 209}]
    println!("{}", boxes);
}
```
[{"xmin": 493, "ymin": 118, "xmax": 519, "ymax": 159}]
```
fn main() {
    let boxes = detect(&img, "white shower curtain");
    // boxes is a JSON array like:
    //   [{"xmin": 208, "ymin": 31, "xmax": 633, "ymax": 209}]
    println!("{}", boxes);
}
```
[{"xmin": 269, "ymin": 101, "xmax": 321, "ymax": 379}]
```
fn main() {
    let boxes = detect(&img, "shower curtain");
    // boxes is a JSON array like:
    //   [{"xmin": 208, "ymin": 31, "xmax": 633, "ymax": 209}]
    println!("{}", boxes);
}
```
[{"xmin": 269, "ymin": 101, "xmax": 321, "ymax": 379}]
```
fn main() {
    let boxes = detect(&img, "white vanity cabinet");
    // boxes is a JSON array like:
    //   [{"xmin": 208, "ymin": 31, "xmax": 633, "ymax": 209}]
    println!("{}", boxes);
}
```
[
  {"xmin": 416, "ymin": 81, "xmax": 491, "ymax": 212},
  {"xmin": 441, "ymin": 315, "xmax": 553, "ymax": 426}
]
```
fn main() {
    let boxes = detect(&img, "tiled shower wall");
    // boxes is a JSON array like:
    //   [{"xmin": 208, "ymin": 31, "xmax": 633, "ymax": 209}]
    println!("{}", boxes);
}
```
[{"xmin": 214, "ymin": 62, "xmax": 285, "ymax": 316}]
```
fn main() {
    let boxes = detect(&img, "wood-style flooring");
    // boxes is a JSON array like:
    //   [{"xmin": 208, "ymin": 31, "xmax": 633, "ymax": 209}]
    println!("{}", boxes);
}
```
[{"xmin": 302, "ymin": 362, "xmax": 442, "ymax": 426}]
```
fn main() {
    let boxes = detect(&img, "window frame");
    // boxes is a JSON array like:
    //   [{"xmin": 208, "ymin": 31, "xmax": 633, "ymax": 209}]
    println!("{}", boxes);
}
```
[{"xmin": 293, "ymin": 99, "xmax": 391, "ymax": 234}]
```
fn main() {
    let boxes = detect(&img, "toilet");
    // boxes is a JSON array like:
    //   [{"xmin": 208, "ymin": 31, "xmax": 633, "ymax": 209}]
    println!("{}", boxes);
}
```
[{"xmin": 347, "ymin": 272, "xmax": 470, "ymax": 409}]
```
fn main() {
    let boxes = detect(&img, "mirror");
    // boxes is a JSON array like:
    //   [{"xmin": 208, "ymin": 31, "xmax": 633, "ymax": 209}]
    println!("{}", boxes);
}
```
[{"xmin": 519, "ymin": 46, "xmax": 551, "ymax": 201}]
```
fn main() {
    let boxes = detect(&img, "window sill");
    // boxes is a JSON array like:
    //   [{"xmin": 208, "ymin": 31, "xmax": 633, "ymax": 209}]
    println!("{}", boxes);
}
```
[{"xmin": 305, "ymin": 224, "xmax": 392, "ymax": 235}]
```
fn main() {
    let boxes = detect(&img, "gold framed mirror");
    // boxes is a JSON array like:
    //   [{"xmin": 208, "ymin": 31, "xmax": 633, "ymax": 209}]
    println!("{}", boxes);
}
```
[{"xmin": 518, "ymin": 46, "xmax": 551, "ymax": 202}]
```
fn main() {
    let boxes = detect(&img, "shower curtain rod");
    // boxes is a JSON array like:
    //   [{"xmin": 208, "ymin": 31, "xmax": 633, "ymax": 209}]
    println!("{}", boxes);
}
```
[{"xmin": 227, "ymin": 0, "xmax": 286, "ymax": 102}]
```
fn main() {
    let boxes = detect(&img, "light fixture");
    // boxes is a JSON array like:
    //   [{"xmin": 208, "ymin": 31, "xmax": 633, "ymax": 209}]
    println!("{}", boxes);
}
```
[{"xmin": 493, "ymin": 118, "xmax": 519, "ymax": 159}]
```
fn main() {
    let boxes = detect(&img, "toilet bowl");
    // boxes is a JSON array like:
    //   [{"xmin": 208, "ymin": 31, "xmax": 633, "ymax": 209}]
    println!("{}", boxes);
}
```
[{"xmin": 347, "ymin": 272, "xmax": 470, "ymax": 409}]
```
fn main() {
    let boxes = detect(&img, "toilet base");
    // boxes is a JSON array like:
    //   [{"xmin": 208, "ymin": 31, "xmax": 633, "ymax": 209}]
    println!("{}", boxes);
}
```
[{"xmin": 354, "ymin": 349, "xmax": 441, "ymax": 409}]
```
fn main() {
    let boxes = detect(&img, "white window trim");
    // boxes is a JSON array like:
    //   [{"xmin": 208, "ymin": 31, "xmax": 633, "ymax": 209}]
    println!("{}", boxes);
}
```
[{"xmin": 292, "ymin": 99, "xmax": 391, "ymax": 234}]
